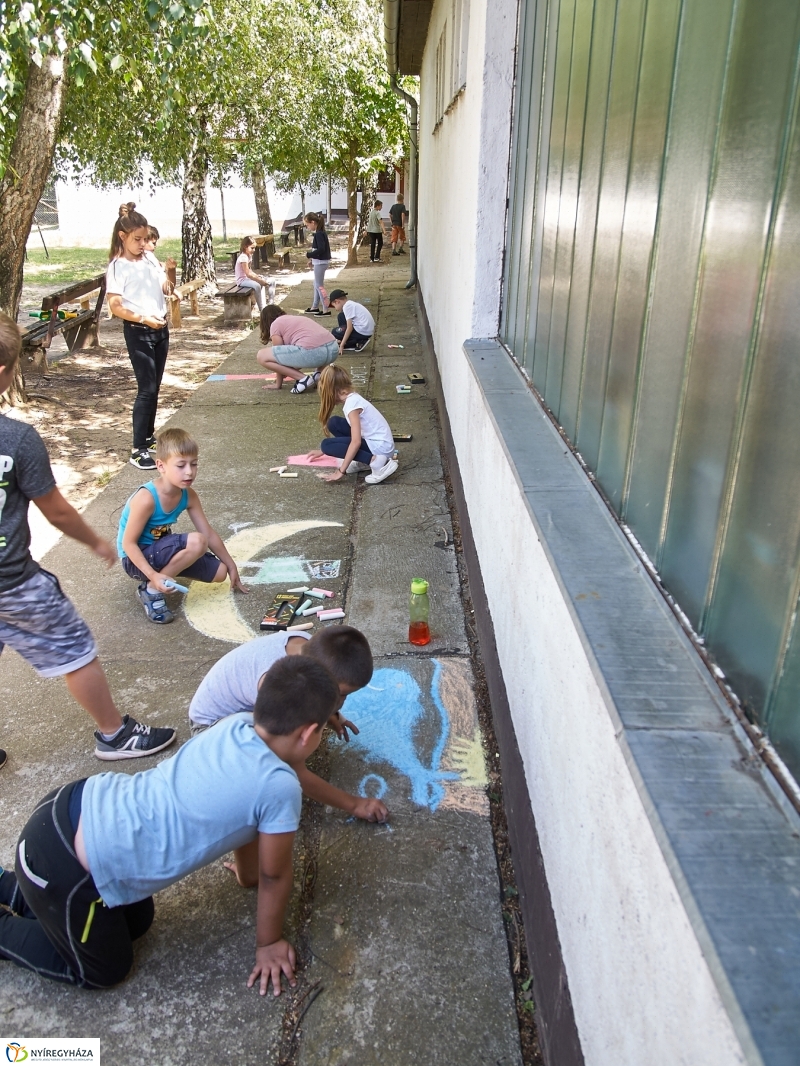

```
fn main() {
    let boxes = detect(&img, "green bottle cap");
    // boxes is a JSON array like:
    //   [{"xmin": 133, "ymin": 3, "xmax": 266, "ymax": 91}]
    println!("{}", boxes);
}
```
[{"xmin": 410, "ymin": 578, "xmax": 428, "ymax": 595}]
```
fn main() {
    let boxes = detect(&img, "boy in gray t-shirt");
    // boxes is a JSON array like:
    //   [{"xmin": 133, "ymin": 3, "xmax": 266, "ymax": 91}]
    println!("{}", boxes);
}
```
[
  {"xmin": 0, "ymin": 313, "xmax": 175, "ymax": 767},
  {"xmin": 189, "ymin": 626, "xmax": 388, "ymax": 826}
]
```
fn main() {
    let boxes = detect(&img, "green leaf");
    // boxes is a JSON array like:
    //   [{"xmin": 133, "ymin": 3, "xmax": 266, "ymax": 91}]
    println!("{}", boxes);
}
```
[{"xmin": 110, "ymin": 54, "xmax": 125, "ymax": 72}]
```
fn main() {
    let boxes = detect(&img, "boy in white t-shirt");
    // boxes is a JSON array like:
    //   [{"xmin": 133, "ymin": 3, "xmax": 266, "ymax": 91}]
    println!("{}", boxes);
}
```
[
  {"xmin": 188, "ymin": 626, "xmax": 388, "ymax": 825},
  {"xmin": 329, "ymin": 289, "xmax": 375, "ymax": 352}
]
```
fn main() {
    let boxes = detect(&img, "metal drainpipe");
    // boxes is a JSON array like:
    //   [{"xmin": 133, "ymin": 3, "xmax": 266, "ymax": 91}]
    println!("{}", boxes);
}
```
[
  {"xmin": 384, "ymin": 0, "xmax": 418, "ymax": 289},
  {"xmin": 391, "ymin": 74, "xmax": 419, "ymax": 289}
]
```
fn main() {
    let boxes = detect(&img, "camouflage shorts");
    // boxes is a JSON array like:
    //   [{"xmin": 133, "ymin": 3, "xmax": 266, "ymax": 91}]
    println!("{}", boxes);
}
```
[{"xmin": 0, "ymin": 569, "xmax": 97, "ymax": 677}]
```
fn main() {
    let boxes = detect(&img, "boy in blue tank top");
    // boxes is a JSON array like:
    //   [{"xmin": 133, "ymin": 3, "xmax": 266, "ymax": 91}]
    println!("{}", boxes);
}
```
[{"xmin": 118, "ymin": 427, "xmax": 247, "ymax": 623}]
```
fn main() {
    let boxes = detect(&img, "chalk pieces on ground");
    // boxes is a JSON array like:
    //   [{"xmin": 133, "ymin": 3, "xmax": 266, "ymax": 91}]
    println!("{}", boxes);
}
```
[{"xmin": 318, "ymin": 608, "xmax": 345, "ymax": 620}]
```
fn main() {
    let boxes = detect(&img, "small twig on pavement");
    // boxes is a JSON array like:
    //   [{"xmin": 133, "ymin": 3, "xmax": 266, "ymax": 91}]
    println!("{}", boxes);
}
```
[{"xmin": 288, "ymin": 985, "xmax": 325, "ymax": 1047}]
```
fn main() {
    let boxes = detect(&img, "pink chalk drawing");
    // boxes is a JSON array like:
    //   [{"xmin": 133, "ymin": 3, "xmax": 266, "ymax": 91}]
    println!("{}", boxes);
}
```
[
  {"xmin": 286, "ymin": 454, "xmax": 340, "ymax": 467},
  {"xmin": 207, "ymin": 373, "xmax": 277, "ymax": 381}
]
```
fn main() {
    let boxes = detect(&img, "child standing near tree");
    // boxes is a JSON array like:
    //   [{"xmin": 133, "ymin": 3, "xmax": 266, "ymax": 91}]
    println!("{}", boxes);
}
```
[
  {"xmin": 106, "ymin": 203, "xmax": 174, "ymax": 471},
  {"xmin": 367, "ymin": 200, "xmax": 386, "ymax": 263},
  {"xmin": 306, "ymin": 365, "xmax": 398, "ymax": 485}
]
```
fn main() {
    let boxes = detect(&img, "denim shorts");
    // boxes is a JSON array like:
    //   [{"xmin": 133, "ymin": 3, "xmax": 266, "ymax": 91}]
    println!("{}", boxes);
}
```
[
  {"xmin": 272, "ymin": 339, "xmax": 339, "ymax": 370},
  {"xmin": 121, "ymin": 532, "xmax": 222, "ymax": 583},
  {"xmin": 0, "ymin": 569, "xmax": 97, "ymax": 677}
]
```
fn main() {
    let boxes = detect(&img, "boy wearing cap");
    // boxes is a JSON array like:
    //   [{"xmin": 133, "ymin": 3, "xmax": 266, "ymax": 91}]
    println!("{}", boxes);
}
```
[{"xmin": 329, "ymin": 290, "xmax": 375, "ymax": 352}]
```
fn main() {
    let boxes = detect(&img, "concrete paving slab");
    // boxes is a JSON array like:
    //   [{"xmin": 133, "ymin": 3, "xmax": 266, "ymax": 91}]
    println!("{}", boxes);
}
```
[
  {"xmin": 298, "ymin": 655, "xmax": 521, "ymax": 1066},
  {"xmin": 0, "ymin": 261, "xmax": 521, "ymax": 1065}
]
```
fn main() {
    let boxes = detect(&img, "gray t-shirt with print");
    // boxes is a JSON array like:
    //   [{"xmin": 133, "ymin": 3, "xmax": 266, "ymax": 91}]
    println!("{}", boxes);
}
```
[{"xmin": 0, "ymin": 414, "xmax": 56, "ymax": 593}]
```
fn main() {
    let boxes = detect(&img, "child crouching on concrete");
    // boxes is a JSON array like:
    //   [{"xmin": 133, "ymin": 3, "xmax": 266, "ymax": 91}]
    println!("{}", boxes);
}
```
[
  {"xmin": 189, "ymin": 625, "xmax": 388, "ymax": 831},
  {"xmin": 118, "ymin": 427, "xmax": 247, "ymax": 623},
  {"xmin": 0, "ymin": 657, "xmax": 341, "ymax": 995}
]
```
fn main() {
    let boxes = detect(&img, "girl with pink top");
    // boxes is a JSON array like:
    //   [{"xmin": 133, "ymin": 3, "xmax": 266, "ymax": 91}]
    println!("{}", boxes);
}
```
[{"xmin": 256, "ymin": 306, "xmax": 339, "ymax": 393}]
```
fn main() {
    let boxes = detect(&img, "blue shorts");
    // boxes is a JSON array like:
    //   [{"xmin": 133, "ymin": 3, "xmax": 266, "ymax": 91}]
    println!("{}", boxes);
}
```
[
  {"xmin": 121, "ymin": 532, "xmax": 222, "ymax": 583},
  {"xmin": 0, "ymin": 569, "xmax": 97, "ymax": 677},
  {"xmin": 272, "ymin": 340, "xmax": 339, "ymax": 370}
]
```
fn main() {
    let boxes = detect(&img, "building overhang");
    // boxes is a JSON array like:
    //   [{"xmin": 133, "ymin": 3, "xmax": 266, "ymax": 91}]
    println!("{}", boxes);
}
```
[{"xmin": 384, "ymin": 0, "xmax": 433, "ymax": 77}]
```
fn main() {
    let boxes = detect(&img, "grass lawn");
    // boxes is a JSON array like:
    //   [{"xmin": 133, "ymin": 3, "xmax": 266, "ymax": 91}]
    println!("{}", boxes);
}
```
[{"xmin": 23, "ymin": 239, "xmax": 185, "ymax": 286}]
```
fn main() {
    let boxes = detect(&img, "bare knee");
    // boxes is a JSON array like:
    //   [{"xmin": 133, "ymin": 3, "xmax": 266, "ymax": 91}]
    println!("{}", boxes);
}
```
[
  {"xmin": 256, "ymin": 346, "xmax": 273, "ymax": 367},
  {"xmin": 186, "ymin": 532, "xmax": 208, "ymax": 557}
]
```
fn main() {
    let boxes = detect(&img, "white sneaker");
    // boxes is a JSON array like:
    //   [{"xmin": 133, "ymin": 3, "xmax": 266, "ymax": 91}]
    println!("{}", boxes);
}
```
[
  {"xmin": 365, "ymin": 459, "xmax": 398, "ymax": 485},
  {"xmin": 346, "ymin": 461, "xmax": 371, "ymax": 474}
]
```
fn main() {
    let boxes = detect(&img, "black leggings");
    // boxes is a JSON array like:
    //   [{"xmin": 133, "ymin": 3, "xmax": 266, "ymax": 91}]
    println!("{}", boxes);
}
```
[
  {"xmin": 0, "ymin": 781, "xmax": 153, "ymax": 988},
  {"xmin": 369, "ymin": 232, "xmax": 383, "ymax": 261},
  {"xmin": 124, "ymin": 321, "xmax": 169, "ymax": 449}
]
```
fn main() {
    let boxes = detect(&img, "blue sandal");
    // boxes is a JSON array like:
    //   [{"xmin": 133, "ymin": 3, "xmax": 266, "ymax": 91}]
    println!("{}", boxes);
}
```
[{"xmin": 137, "ymin": 583, "xmax": 174, "ymax": 624}]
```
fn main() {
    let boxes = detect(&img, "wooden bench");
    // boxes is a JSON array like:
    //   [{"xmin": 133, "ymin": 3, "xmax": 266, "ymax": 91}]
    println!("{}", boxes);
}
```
[
  {"xmin": 21, "ymin": 275, "xmax": 106, "ymax": 364},
  {"xmin": 280, "ymin": 215, "xmax": 306, "ymax": 246},
  {"xmin": 167, "ymin": 279, "xmax": 204, "ymax": 329},
  {"xmin": 219, "ymin": 284, "xmax": 256, "ymax": 325}
]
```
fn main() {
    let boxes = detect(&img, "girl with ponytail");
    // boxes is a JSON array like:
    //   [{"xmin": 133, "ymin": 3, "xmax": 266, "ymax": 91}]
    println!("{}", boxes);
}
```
[{"xmin": 106, "ymin": 203, "xmax": 174, "ymax": 470}]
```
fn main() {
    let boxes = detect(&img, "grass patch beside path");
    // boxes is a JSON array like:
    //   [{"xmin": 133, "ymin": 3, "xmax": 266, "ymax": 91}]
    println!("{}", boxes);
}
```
[{"xmin": 23, "ymin": 240, "xmax": 184, "ymax": 286}]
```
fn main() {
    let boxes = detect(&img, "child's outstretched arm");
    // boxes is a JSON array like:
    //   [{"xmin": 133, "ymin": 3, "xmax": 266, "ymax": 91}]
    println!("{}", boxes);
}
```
[
  {"xmin": 186, "ymin": 491, "xmax": 249, "ymax": 593},
  {"xmin": 34, "ymin": 487, "xmax": 117, "ymax": 566},
  {"xmin": 248, "ymin": 831, "xmax": 297, "ymax": 997},
  {"xmin": 296, "ymin": 764, "xmax": 389, "ymax": 823}
]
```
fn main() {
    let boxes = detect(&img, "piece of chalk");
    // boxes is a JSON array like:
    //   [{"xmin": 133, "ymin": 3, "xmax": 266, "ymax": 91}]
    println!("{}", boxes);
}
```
[
  {"xmin": 310, "ymin": 587, "xmax": 334, "ymax": 598},
  {"xmin": 269, "ymin": 465, "xmax": 286, "ymax": 473},
  {"xmin": 163, "ymin": 580, "xmax": 189, "ymax": 594},
  {"xmin": 287, "ymin": 621, "xmax": 315, "ymax": 631},
  {"xmin": 298, "ymin": 599, "xmax": 313, "ymax": 614},
  {"xmin": 302, "ymin": 604, "xmax": 325, "ymax": 616},
  {"xmin": 279, "ymin": 471, "xmax": 298, "ymax": 478},
  {"xmin": 318, "ymin": 608, "xmax": 345, "ymax": 620},
  {"xmin": 396, "ymin": 384, "xmax": 411, "ymax": 393},
  {"xmin": 387, "ymin": 344, "xmax": 404, "ymax": 349},
  {"xmin": 287, "ymin": 586, "xmax": 309, "ymax": 593}
]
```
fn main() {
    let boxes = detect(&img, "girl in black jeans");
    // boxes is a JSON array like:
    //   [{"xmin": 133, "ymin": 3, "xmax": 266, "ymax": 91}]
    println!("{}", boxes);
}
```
[{"xmin": 105, "ymin": 203, "xmax": 173, "ymax": 470}]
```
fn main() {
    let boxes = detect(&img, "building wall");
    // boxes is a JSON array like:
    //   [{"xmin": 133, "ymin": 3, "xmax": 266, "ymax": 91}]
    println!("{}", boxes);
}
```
[{"xmin": 416, "ymin": 0, "xmax": 758, "ymax": 1062}]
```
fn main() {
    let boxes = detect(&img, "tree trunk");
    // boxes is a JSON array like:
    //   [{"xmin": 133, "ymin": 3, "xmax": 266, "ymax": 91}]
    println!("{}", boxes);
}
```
[
  {"xmin": 357, "ymin": 173, "xmax": 377, "ymax": 247},
  {"xmin": 346, "ymin": 170, "xmax": 359, "ymax": 267},
  {"xmin": 251, "ymin": 164, "xmax": 274, "ymax": 254},
  {"xmin": 181, "ymin": 138, "xmax": 216, "ymax": 291},
  {"xmin": 0, "ymin": 53, "xmax": 68, "ymax": 405}
]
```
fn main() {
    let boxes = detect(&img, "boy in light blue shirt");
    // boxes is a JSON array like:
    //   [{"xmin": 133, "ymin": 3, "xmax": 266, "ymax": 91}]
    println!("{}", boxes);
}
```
[{"xmin": 0, "ymin": 658, "xmax": 350, "ymax": 996}]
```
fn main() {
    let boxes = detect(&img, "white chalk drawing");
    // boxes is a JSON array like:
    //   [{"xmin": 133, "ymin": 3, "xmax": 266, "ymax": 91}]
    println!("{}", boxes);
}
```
[
  {"xmin": 348, "ymin": 365, "xmax": 368, "ymax": 385},
  {"xmin": 238, "ymin": 557, "xmax": 341, "ymax": 584},
  {"xmin": 184, "ymin": 521, "xmax": 342, "ymax": 643},
  {"xmin": 345, "ymin": 658, "xmax": 488, "ymax": 815}
]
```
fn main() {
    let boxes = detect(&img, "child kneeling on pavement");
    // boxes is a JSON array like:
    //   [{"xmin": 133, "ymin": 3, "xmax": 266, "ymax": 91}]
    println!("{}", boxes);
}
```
[
  {"xmin": 189, "ymin": 625, "xmax": 388, "ymax": 827},
  {"xmin": 0, "ymin": 657, "xmax": 368, "ymax": 993},
  {"xmin": 118, "ymin": 427, "xmax": 247, "ymax": 623}
]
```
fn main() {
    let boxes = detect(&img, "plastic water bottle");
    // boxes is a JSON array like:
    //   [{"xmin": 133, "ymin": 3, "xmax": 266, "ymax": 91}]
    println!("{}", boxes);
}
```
[{"xmin": 408, "ymin": 578, "xmax": 431, "ymax": 645}]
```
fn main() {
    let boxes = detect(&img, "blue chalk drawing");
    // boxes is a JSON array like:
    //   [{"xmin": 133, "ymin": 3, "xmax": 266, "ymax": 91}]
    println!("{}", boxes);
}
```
[
  {"xmin": 240, "ymin": 557, "xmax": 342, "ymax": 584},
  {"xmin": 345, "ymin": 661, "xmax": 460, "ymax": 812}
]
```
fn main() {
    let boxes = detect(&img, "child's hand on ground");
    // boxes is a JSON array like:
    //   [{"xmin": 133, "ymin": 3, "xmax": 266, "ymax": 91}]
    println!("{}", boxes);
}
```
[
  {"xmin": 351, "ymin": 797, "xmax": 389, "ymax": 823},
  {"xmin": 229, "ymin": 567, "xmax": 250, "ymax": 594},
  {"xmin": 322, "ymin": 470, "xmax": 344, "ymax": 483},
  {"xmin": 305, "ymin": 450, "xmax": 325, "ymax": 461},
  {"xmin": 328, "ymin": 711, "xmax": 359, "ymax": 741},
  {"xmin": 92, "ymin": 538, "xmax": 117, "ymax": 568},
  {"xmin": 249, "ymin": 940, "xmax": 297, "ymax": 997}
]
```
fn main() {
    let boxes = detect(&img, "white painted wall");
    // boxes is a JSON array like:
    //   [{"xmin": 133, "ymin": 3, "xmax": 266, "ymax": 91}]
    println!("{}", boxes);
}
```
[{"xmin": 417, "ymin": 1, "xmax": 750, "ymax": 1063}]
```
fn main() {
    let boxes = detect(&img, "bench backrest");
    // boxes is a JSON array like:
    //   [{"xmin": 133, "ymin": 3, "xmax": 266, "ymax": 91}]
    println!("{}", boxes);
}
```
[{"xmin": 41, "ymin": 274, "xmax": 106, "ymax": 310}]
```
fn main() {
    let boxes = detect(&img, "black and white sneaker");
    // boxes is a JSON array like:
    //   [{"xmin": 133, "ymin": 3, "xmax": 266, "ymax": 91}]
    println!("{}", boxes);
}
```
[
  {"xmin": 0, "ymin": 747, "xmax": 7, "ymax": 770},
  {"xmin": 145, "ymin": 436, "xmax": 158, "ymax": 452},
  {"xmin": 303, "ymin": 307, "xmax": 319, "ymax": 314},
  {"xmin": 94, "ymin": 715, "xmax": 177, "ymax": 761},
  {"xmin": 129, "ymin": 449, "xmax": 156, "ymax": 470}
]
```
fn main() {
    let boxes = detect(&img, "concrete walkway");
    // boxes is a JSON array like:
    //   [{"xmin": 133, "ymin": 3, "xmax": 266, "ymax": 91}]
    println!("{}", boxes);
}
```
[{"xmin": 0, "ymin": 258, "xmax": 522, "ymax": 1065}]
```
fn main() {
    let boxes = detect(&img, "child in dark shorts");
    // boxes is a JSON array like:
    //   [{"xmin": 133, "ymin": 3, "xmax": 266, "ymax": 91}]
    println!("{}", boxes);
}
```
[
  {"xmin": 117, "ymin": 427, "xmax": 247, "ymax": 623},
  {"xmin": 0, "ymin": 312, "xmax": 176, "ymax": 765}
]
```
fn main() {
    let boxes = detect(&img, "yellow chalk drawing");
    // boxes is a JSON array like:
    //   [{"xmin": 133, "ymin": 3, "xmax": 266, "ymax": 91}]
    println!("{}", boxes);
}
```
[
  {"xmin": 447, "ymin": 730, "xmax": 489, "ymax": 789},
  {"xmin": 438, "ymin": 658, "xmax": 489, "ymax": 814},
  {"xmin": 184, "ymin": 520, "xmax": 342, "ymax": 644}
]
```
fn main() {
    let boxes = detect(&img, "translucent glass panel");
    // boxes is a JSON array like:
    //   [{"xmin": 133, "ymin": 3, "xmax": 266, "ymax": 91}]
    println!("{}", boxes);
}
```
[{"xmin": 502, "ymin": 0, "xmax": 800, "ymax": 778}]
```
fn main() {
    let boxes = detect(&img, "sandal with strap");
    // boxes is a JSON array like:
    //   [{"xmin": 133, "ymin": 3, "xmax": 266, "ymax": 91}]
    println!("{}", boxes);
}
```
[{"xmin": 291, "ymin": 374, "xmax": 315, "ymax": 394}]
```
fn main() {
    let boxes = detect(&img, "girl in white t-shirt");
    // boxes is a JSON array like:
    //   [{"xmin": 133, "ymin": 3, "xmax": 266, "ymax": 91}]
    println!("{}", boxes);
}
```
[
  {"xmin": 105, "ymin": 203, "xmax": 174, "ymax": 470},
  {"xmin": 306, "ymin": 365, "xmax": 398, "ymax": 485},
  {"xmin": 235, "ymin": 236, "xmax": 269, "ymax": 311}
]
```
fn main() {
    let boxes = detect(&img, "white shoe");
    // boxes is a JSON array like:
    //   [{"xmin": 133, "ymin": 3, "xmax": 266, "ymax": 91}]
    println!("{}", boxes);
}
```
[
  {"xmin": 346, "ymin": 461, "xmax": 371, "ymax": 474},
  {"xmin": 365, "ymin": 459, "xmax": 398, "ymax": 485}
]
